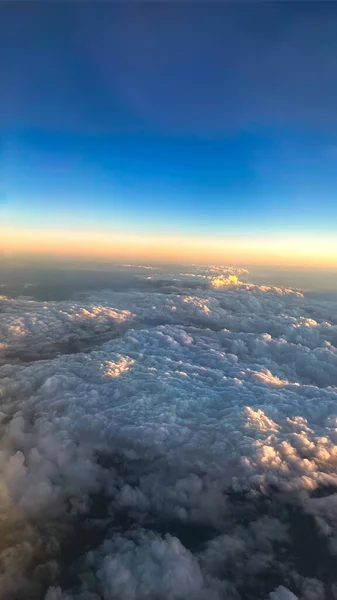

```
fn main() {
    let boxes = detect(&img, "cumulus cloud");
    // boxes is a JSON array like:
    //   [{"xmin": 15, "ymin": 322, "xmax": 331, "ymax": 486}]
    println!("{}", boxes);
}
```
[
  {"xmin": 0, "ymin": 265, "xmax": 336, "ymax": 599},
  {"xmin": 269, "ymin": 587, "xmax": 298, "ymax": 600},
  {"xmin": 0, "ymin": 296, "xmax": 133, "ymax": 365}
]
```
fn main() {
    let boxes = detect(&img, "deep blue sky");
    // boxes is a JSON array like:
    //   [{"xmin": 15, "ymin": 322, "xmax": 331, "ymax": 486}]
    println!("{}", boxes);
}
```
[{"xmin": 1, "ymin": 2, "xmax": 337, "ymax": 237}]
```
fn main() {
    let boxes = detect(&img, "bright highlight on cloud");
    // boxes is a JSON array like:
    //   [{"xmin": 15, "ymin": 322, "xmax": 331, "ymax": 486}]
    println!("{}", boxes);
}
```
[{"xmin": 0, "ymin": 264, "xmax": 337, "ymax": 600}]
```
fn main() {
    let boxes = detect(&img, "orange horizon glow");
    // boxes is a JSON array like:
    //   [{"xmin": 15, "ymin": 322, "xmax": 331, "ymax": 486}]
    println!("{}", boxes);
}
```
[{"xmin": 1, "ymin": 227, "xmax": 337, "ymax": 269}]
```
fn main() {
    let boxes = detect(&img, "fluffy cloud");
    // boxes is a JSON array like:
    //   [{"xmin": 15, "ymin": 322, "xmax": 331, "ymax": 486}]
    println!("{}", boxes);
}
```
[
  {"xmin": 269, "ymin": 587, "xmax": 298, "ymax": 600},
  {"xmin": 0, "ymin": 265, "xmax": 336, "ymax": 599},
  {"xmin": 0, "ymin": 295, "xmax": 132, "ymax": 365}
]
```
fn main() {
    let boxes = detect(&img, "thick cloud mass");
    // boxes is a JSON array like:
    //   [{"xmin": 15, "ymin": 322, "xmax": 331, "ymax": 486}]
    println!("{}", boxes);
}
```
[{"xmin": 0, "ymin": 266, "xmax": 337, "ymax": 600}]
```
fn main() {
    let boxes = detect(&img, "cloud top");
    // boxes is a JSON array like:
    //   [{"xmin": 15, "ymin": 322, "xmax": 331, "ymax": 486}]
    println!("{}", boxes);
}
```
[{"xmin": 0, "ymin": 265, "xmax": 336, "ymax": 599}]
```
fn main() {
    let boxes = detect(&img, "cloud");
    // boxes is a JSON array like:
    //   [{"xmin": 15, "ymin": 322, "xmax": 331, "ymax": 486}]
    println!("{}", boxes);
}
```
[
  {"xmin": 269, "ymin": 587, "xmax": 298, "ymax": 600},
  {"xmin": 0, "ymin": 265, "xmax": 336, "ymax": 599},
  {"xmin": 0, "ymin": 296, "xmax": 133, "ymax": 365},
  {"xmin": 77, "ymin": 531, "xmax": 209, "ymax": 600},
  {"xmin": 211, "ymin": 274, "xmax": 241, "ymax": 287}
]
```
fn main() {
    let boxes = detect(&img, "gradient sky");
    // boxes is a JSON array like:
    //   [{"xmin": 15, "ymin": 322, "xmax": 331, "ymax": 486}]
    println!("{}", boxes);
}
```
[{"xmin": 1, "ymin": 2, "xmax": 337, "ymax": 265}]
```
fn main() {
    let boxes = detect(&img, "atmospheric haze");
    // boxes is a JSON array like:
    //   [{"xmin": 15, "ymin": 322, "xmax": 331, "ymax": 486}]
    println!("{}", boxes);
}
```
[
  {"xmin": 0, "ymin": 263, "xmax": 337, "ymax": 600},
  {"xmin": 1, "ymin": 229, "xmax": 337, "ymax": 269}
]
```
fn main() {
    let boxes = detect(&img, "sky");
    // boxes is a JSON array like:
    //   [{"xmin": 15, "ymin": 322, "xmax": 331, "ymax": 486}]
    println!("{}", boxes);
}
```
[{"xmin": 1, "ymin": 1, "xmax": 337, "ymax": 266}]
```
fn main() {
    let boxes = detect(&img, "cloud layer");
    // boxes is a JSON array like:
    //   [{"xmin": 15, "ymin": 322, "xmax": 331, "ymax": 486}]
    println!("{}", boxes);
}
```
[{"xmin": 0, "ymin": 265, "xmax": 337, "ymax": 599}]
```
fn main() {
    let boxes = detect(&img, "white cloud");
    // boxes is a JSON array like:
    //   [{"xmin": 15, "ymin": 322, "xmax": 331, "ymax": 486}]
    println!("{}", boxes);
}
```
[{"xmin": 0, "ymin": 265, "xmax": 336, "ymax": 599}]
